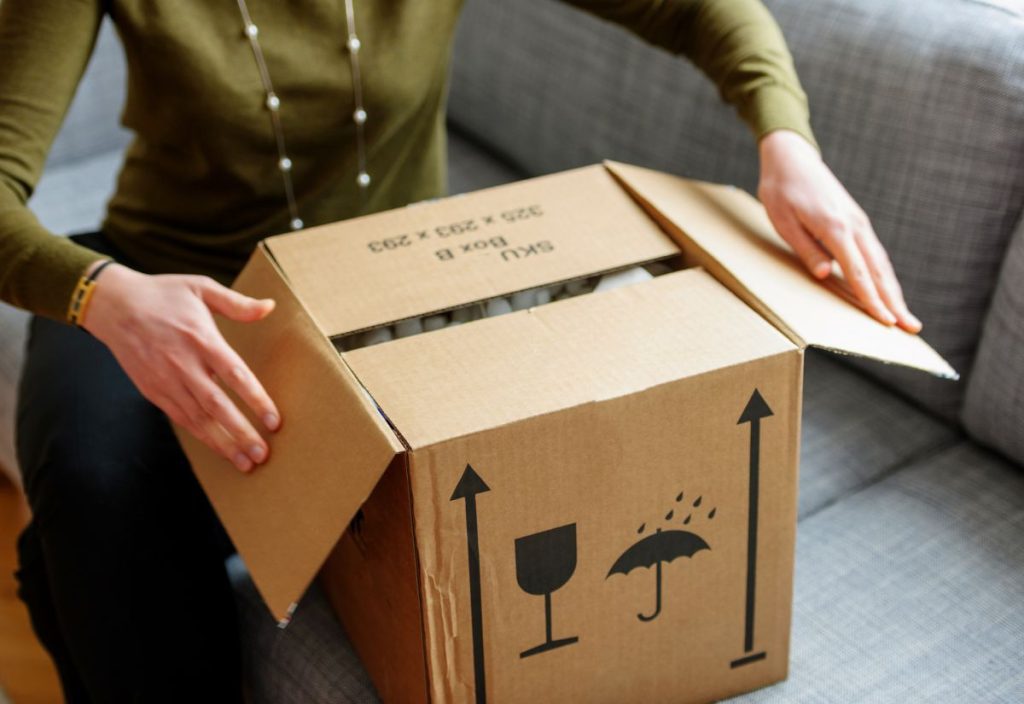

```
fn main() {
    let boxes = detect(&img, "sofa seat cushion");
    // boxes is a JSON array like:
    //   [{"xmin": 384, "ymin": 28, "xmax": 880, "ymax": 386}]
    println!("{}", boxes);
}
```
[
  {"xmin": 231, "ymin": 556, "xmax": 377, "ymax": 704},
  {"xmin": 737, "ymin": 442, "xmax": 1024, "ymax": 702},
  {"xmin": 798, "ymin": 351, "xmax": 956, "ymax": 517}
]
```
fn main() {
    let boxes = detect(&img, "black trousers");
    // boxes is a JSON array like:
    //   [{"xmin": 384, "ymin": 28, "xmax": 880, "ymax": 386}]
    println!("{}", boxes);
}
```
[{"xmin": 14, "ymin": 232, "xmax": 243, "ymax": 702}]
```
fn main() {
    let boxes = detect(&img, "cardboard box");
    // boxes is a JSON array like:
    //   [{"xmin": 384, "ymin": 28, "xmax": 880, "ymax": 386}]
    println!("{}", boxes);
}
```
[{"xmin": 177, "ymin": 161, "xmax": 955, "ymax": 703}]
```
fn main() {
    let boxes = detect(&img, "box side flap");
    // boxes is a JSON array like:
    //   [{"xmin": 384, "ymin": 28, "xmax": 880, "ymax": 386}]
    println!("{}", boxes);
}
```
[
  {"xmin": 175, "ymin": 246, "xmax": 403, "ymax": 622},
  {"xmin": 603, "ymin": 160, "xmax": 957, "ymax": 379},
  {"xmin": 264, "ymin": 163, "xmax": 679, "ymax": 337},
  {"xmin": 343, "ymin": 268, "xmax": 796, "ymax": 449}
]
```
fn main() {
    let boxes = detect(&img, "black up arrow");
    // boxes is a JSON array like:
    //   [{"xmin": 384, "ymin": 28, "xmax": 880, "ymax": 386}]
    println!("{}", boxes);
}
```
[
  {"xmin": 451, "ymin": 464, "xmax": 491, "ymax": 704},
  {"xmin": 731, "ymin": 389, "xmax": 772, "ymax": 669}
]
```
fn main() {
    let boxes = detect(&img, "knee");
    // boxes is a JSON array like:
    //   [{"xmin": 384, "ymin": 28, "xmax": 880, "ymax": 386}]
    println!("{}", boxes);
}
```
[
  {"xmin": 25, "ymin": 445, "xmax": 135, "ymax": 528},
  {"xmin": 20, "ymin": 417, "xmax": 179, "ymax": 532}
]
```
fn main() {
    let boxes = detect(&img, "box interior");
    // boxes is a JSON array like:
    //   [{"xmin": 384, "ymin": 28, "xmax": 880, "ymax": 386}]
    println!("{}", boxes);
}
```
[{"xmin": 332, "ymin": 254, "xmax": 685, "ymax": 352}]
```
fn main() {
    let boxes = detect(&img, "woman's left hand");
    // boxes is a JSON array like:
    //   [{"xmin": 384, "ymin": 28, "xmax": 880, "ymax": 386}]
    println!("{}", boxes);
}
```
[{"xmin": 756, "ymin": 129, "xmax": 922, "ymax": 333}]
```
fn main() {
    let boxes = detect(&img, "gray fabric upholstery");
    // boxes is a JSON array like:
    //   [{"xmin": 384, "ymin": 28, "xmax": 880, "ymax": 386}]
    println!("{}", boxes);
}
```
[
  {"xmin": 30, "ymin": 149, "xmax": 123, "ymax": 236},
  {"xmin": 446, "ymin": 125, "xmax": 528, "ymax": 195},
  {"xmin": 798, "ymin": 351, "xmax": 956, "ymax": 518},
  {"xmin": 737, "ymin": 441, "xmax": 1024, "ymax": 703},
  {"xmin": 963, "ymin": 215, "xmax": 1024, "ymax": 466},
  {"xmin": 230, "ymin": 557, "xmax": 378, "ymax": 704},
  {"xmin": 447, "ymin": 0, "xmax": 1024, "ymax": 421}
]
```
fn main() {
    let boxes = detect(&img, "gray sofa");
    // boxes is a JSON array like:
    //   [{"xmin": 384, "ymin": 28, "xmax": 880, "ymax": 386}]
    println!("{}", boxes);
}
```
[{"xmin": 2, "ymin": 0, "xmax": 1022, "ymax": 702}]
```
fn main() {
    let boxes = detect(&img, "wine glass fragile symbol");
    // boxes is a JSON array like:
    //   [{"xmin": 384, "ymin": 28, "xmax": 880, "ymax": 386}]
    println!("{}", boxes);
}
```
[{"xmin": 514, "ymin": 523, "xmax": 579, "ymax": 658}]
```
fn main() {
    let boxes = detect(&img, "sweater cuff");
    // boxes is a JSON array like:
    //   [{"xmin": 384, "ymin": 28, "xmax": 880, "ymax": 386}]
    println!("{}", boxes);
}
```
[
  {"xmin": 2, "ymin": 210, "xmax": 107, "ymax": 322},
  {"xmin": 738, "ymin": 83, "xmax": 820, "ymax": 153}
]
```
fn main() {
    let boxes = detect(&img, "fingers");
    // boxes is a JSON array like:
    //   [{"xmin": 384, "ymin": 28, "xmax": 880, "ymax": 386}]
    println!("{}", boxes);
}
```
[
  {"xmin": 151, "ymin": 391, "xmax": 250, "ymax": 471},
  {"xmin": 758, "ymin": 140, "xmax": 922, "ymax": 334},
  {"xmin": 799, "ymin": 209, "xmax": 898, "ymax": 326},
  {"xmin": 204, "ymin": 333, "xmax": 281, "ymax": 433},
  {"xmin": 855, "ymin": 226, "xmax": 923, "ymax": 333},
  {"xmin": 197, "ymin": 277, "xmax": 275, "ymax": 323},
  {"xmin": 102, "ymin": 273, "xmax": 283, "ymax": 473},
  {"xmin": 767, "ymin": 203, "xmax": 833, "ymax": 279},
  {"xmin": 187, "ymin": 372, "xmax": 269, "ymax": 472}
]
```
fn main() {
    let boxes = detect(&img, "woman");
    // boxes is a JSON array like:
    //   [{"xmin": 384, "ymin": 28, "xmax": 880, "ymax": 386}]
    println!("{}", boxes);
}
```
[{"xmin": 0, "ymin": 0, "xmax": 920, "ymax": 701}]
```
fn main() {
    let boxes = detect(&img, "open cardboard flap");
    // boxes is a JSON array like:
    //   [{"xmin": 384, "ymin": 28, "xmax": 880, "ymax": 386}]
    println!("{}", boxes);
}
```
[
  {"xmin": 263, "ymin": 164, "xmax": 679, "ymax": 338},
  {"xmin": 174, "ymin": 246, "xmax": 403, "ymax": 622},
  {"xmin": 603, "ymin": 160, "xmax": 957, "ymax": 380}
]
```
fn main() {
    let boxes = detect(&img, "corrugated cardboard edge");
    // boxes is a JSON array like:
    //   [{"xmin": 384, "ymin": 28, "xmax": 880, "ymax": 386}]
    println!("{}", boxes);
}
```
[
  {"xmin": 319, "ymin": 455, "xmax": 431, "ymax": 704},
  {"xmin": 175, "ymin": 245, "xmax": 403, "ymax": 622},
  {"xmin": 602, "ymin": 159, "xmax": 958, "ymax": 380}
]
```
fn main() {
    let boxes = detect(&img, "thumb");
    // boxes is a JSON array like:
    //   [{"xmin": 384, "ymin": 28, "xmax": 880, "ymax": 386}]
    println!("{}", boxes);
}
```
[{"xmin": 198, "ymin": 279, "xmax": 275, "ymax": 322}]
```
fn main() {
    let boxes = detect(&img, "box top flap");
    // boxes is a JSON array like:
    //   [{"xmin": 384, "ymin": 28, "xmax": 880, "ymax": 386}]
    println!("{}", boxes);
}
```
[
  {"xmin": 343, "ymin": 268, "xmax": 796, "ymax": 449},
  {"xmin": 264, "ymin": 164, "xmax": 679, "ymax": 338},
  {"xmin": 175, "ymin": 246, "xmax": 403, "ymax": 622},
  {"xmin": 603, "ymin": 160, "xmax": 957, "ymax": 380}
]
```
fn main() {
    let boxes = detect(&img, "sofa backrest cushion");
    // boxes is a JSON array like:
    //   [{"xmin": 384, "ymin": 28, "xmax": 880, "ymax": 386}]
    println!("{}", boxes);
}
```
[
  {"xmin": 963, "ymin": 215, "xmax": 1024, "ymax": 466},
  {"xmin": 447, "ymin": 0, "xmax": 1024, "ymax": 421}
]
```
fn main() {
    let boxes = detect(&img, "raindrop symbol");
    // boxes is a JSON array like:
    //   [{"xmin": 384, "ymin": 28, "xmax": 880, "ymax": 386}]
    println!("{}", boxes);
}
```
[
  {"xmin": 693, "ymin": 496, "xmax": 703, "ymax": 508},
  {"xmin": 708, "ymin": 507, "xmax": 717, "ymax": 520},
  {"xmin": 637, "ymin": 523, "xmax": 646, "ymax": 534},
  {"xmin": 665, "ymin": 510, "xmax": 674, "ymax": 521},
  {"xmin": 683, "ymin": 514, "xmax": 692, "ymax": 525},
  {"xmin": 676, "ymin": 491, "xmax": 684, "ymax": 502}
]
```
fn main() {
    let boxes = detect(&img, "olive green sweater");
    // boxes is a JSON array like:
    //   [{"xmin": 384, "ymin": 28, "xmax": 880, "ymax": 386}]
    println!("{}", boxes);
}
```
[{"xmin": 0, "ymin": 0, "xmax": 815, "ymax": 322}]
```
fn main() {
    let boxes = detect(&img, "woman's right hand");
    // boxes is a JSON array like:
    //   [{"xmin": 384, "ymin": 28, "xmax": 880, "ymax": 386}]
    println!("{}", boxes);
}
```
[{"xmin": 82, "ymin": 262, "xmax": 281, "ymax": 472}]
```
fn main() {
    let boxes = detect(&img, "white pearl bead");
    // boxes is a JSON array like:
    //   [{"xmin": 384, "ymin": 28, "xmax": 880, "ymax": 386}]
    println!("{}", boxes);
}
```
[
  {"xmin": 356, "ymin": 171, "xmax": 371, "ymax": 188},
  {"xmin": 245, "ymin": 23, "xmax": 259, "ymax": 39},
  {"xmin": 347, "ymin": 35, "xmax": 361, "ymax": 53},
  {"xmin": 353, "ymin": 108, "xmax": 367, "ymax": 125},
  {"xmin": 290, "ymin": 218, "xmax": 303, "ymax": 230},
  {"xmin": 266, "ymin": 93, "xmax": 280, "ymax": 111},
  {"xmin": 278, "ymin": 156, "xmax": 292, "ymax": 172}
]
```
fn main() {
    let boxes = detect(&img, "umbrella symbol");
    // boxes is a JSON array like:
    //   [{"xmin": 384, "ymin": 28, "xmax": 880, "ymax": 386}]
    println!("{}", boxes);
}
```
[{"xmin": 607, "ymin": 527, "xmax": 711, "ymax": 621}]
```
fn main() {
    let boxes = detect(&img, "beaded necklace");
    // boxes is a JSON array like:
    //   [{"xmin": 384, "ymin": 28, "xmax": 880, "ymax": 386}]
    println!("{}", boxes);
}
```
[{"xmin": 235, "ymin": 0, "xmax": 370, "ymax": 230}]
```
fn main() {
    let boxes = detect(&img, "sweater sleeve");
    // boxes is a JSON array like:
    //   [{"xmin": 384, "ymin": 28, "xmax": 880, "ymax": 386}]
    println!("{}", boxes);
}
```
[
  {"xmin": 555, "ymin": 0, "xmax": 818, "ymax": 150},
  {"xmin": 0, "ymin": 0, "xmax": 108, "ymax": 321}
]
